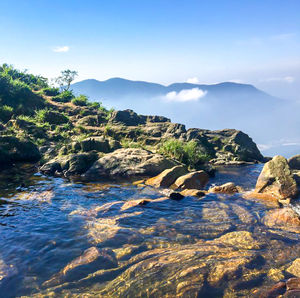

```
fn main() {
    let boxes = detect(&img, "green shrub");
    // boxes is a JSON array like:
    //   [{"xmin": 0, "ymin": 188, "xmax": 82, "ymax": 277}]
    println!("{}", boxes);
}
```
[
  {"xmin": 52, "ymin": 90, "xmax": 74, "ymax": 102},
  {"xmin": 0, "ymin": 105, "xmax": 13, "ymax": 122},
  {"xmin": 42, "ymin": 87, "xmax": 60, "ymax": 96},
  {"xmin": 120, "ymin": 138, "xmax": 143, "ymax": 149},
  {"xmin": 35, "ymin": 109, "xmax": 69, "ymax": 125},
  {"xmin": 159, "ymin": 139, "xmax": 211, "ymax": 168},
  {"xmin": 72, "ymin": 94, "xmax": 88, "ymax": 106},
  {"xmin": 88, "ymin": 102, "xmax": 100, "ymax": 109}
]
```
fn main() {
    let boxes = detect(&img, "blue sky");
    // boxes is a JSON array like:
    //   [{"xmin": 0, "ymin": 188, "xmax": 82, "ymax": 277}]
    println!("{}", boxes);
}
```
[{"xmin": 0, "ymin": 0, "xmax": 299, "ymax": 99}]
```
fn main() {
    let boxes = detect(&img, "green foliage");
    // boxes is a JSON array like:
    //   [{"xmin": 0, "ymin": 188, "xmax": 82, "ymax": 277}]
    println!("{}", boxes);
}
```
[
  {"xmin": 52, "ymin": 90, "xmax": 74, "ymax": 102},
  {"xmin": 120, "ymin": 138, "xmax": 144, "ymax": 149},
  {"xmin": 35, "ymin": 109, "xmax": 69, "ymax": 125},
  {"xmin": 0, "ymin": 64, "xmax": 48, "ymax": 89},
  {"xmin": 55, "ymin": 69, "xmax": 78, "ymax": 91},
  {"xmin": 0, "ymin": 105, "xmax": 13, "ymax": 122},
  {"xmin": 159, "ymin": 139, "xmax": 211, "ymax": 168},
  {"xmin": 0, "ymin": 65, "xmax": 46, "ymax": 115},
  {"xmin": 72, "ymin": 94, "xmax": 88, "ymax": 106},
  {"xmin": 88, "ymin": 102, "xmax": 100, "ymax": 109},
  {"xmin": 41, "ymin": 87, "xmax": 60, "ymax": 96}
]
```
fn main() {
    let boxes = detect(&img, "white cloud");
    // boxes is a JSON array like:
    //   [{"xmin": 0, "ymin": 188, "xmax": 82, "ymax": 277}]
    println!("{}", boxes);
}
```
[
  {"xmin": 262, "ymin": 76, "xmax": 295, "ymax": 83},
  {"xmin": 164, "ymin": 88, "xmax": 207, "ymax": 102},
  {"xmin": 186, "ymin": 77, "xmax": 199, "ymax": 84},
  {"xmin": 53, "ymin": 46, "xmax": 70, "ymax": 53}
]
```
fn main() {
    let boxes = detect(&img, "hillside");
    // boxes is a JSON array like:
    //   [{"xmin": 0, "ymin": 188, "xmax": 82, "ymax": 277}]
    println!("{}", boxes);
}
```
[{"xmin": 0, "ymin": 65, "xmax": 265, "ymax": 174}]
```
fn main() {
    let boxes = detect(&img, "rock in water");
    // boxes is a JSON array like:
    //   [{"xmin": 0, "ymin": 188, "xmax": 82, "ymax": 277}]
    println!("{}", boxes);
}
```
[
  {"xmin": 145, "ymin": 165, "xmax": 188, "ymax": 188},
  {"xmin": 208, "ymin": 182, "xmax": 240, "ymax": 194},
  {"xmin": 289, "ymin": 155, "xmax": 300, "ymax": 170},
  {"xmin": 172, "ymin": 171, "xmax": 209, "ymax": 190},
  {"xmin": 84, "ymin": 148, "xmax": 178, "ymax": 179},
  {"xmin": 43, "ymin": 247, "xmax": 117, "ymax": 287},
  {"xmin": 254, "ymin": 155, "xmax": 298, "ymax": 201}
]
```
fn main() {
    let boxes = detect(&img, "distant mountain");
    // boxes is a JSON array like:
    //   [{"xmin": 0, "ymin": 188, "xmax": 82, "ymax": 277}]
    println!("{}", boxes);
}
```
[
  {"xmin": 71, "ymin": 77, "xmax": 300, "ymax": 157},
  {"xmin": 71, "ymin": 78, "xmax": 270, "ymax": 101}
]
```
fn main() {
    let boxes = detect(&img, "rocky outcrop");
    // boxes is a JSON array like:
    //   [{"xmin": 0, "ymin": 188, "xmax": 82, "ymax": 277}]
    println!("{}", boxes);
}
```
[
  {"xmin": 145, "ymin": 165, "xmax": 188, "ymax": 188},
  {"xmin": 254, "ymin": 155, "xmax": 298, "ymax": 201},
  {"xmin": 84, "ymin": 148, "xmax": 178, "ymax": 179},
  {"xmin": 0, "ymin": 136, "xmax": 41, "ymax": 164},
  {"xmin": 289, "ymin": 155, "xmax": 300, "ymax": 170},
  {"xmin": 208, "ymin": 182, "xmax": 240, "ymax": 194},
  {"xmin": 171, "ymin": 171, "xmax": 209, "ymax": 190}
]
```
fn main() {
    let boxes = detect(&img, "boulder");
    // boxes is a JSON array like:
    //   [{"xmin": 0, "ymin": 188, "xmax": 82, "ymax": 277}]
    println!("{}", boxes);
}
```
[
  {"xmin": 81, "ymin": 137, "xmax": 110, "ymax": 153},
  {"xmin": 84, "ymin": 148, "xmax": 178, "ymax": 179},
  {"xmin": 254, "ymin": 155, "xmax": 298, "ymax": 200},
  {"xmin": 0, "ymin": 136, "xmax": 41, "ymax": 164},
  {"xmin": 145, "ymin": 165, "xmax": 188, "ymax": 188},
  {"xmin": 41, "ymin": 110, "xmax": 69, "ymax": 125},
  {"xmin": 208, "ymin": 182, "xmax": 240, "ymax": 194},
  {"xmin": 40, "ymin": 152, "xmax": 98, "ymax": 176},
  {"xmin": 109, "ymin": 109, "xmax": 146, "ymax": 126},
  {"xmin": 172, "ymin": 171, "xmax": 209, "ymax": 190},
  {"xmin": 289, "ymin": 155, "xmax": 300, "ymax": 170}
]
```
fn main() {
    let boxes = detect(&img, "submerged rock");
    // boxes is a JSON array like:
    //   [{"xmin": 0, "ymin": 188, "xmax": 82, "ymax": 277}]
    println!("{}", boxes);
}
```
[
  {"xmin": 254, "ymin": 155, "xmax": 298, "ymax": 201},
  {"xmin": 43, "ymin": 247, "xmax": 117, "ymax": 287},
  {"xmin": 145, "ymin": 165, "xmax": 188, "ymax": 188},
  {"xmin": 172, "ymin": 170, "xmax": 209, "ymax": 190},
  {"xmin": 84, "ymin": 148, "xmax": 178, "ymax": 179},
  {"xmin": 262, "ymin": 207, "xmax": 300, "ymax": 233},
  {"xmin": 208, "ymin": 182, "xmax": 240, "ymax": 194}
]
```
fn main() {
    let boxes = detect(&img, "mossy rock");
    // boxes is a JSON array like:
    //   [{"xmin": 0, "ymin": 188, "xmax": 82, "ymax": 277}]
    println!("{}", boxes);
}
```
[
  {"xmin": 0, "ymin": 136, "xmax": 41, "ymax": 164},
  {"xmin": 42, "ymin": 110, "xmax": 69, "ymax": 125}
]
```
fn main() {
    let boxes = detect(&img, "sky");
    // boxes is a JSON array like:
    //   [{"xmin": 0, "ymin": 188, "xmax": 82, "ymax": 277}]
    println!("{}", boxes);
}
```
[{"xmin": 0, "ymin": 0, "xmax": 299, "ymax": 100}]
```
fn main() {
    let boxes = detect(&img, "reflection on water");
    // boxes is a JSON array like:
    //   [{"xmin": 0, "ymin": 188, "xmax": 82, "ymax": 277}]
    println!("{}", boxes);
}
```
[{"xmin": 0, "ymin": 163, "xmax": 299, "ymax": 297}]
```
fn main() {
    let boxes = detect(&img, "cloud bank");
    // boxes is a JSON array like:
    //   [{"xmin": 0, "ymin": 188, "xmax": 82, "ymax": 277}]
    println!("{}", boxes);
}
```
[
  {"xmin": 164, "ymin": 88, "xmax": 207, "ymax": 102},
  {"xmin": 262, "ymin": 76, "xmax": 295, "ymax": 83},
  {"xmin": 53, "ymin": 46, "xmax": 70, "ymax": 53},
  {"xmin": 186, "ymin": 77, "xmax": 199, "ymax": 84}
]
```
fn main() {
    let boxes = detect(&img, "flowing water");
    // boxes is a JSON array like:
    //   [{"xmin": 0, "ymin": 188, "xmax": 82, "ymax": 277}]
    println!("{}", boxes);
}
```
[{"xmin": 0, "ymin": 164, "xmax": 299, "ymax": 297}]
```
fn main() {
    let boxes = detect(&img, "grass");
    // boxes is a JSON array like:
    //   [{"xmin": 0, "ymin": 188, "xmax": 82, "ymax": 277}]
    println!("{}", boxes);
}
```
[{"xmin": 159, "ymin": 139, "xmax": 211, "ymax": 168}]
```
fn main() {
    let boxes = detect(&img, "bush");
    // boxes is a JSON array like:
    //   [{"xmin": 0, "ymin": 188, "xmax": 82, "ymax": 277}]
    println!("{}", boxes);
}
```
[
  {"xmin": 42, "ymin": 87, "xmax": 60, "ymax": 96},
  {"xmin": 0, "ymin": 105, "xmax": 13, "ymax": 122},
  {"xmin": 72, "ymin": 94, "xmax": 88, "ymax": 106},
  {"xmin": 52, "ymin": 90, "xmax": 74, "ymax": 102},
  {"xmin": 159, "ymin": 139, "xmax": 211, "ymax": 168}
]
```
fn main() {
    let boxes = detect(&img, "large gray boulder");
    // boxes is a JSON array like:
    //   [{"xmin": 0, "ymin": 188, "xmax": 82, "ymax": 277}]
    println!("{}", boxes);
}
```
[
  {"xmin": 254, "ymin": 155, "xmax": 298, "ymax": 201},
  {"xmin": 84, "ymin": 148, "xmax": 178, "ymax": 179},
  {"xmin": 0, "ymin": 136, "xmax": 41, "ymax": 164},
  {"xmin": 289, "ymin": 155, "xmax": 300, "ymax": 170}
]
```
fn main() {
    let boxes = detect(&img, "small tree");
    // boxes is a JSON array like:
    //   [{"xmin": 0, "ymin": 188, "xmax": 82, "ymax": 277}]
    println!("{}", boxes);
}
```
[{"xmin": 55, "ymin": 69, "xmax": 78, "ymax": 91}]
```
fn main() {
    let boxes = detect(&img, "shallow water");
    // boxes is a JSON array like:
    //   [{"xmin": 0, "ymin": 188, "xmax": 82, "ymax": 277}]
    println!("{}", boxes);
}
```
[{"xmin": 0, "ymin": 163, "xmax": 299, "ymax": 297}]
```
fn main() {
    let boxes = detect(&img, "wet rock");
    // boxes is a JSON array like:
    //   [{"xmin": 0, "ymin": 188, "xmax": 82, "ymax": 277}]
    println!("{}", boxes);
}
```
[
  {"xmin": 40, "ymin": 151, "xmax": 98, "ymax": 176},
  {"xmin": 254, "ymin": 156, "xmax": 298, "ymax": 201},
  {"xmin": 208, "ymin": 182, "xmax": 240, "ymax": 194},
  {"xmin": 267, "ymin": 268, "xmax": 284, "ymax": 282},
  {"xmin": 262, "ymin": 208, "xmax": 300, "ymax": 233},
  {"xmin": 43, "ymin": 247, "xmax": 117, "ymax": 287},
  {"xmin": 121, "ymin": 199, "xmax": 150, "ymax": 211},
  {"xmin": 180, "ymin": 189, "xmax": 207, "ymax": 198},
  {"xmin": 287, "ymin": 259, "xmax": 300, "ymax": 277},
  {"xmin": 84, "ymin": 148, "xmax": 178, "ymax": 179},
  {"xmin": 231, "ymin": 204, "xmax": 257, "ymax": 224},
  {"xmin": 145, "ymin": 165, "xmax": 188, "ymax": 188},
  {"xmin": 0, "ymin": 259, "xmax": 17, "ymax": 281},
  {"xmin": 262, "ymin": 281, "xmax": 286, "ymax": 298},
  {"xmin": 0, "ymin": 136, "xmax": 41, "ymax": 164},
  {"xmin": 289, "ymin": 155, "xmax": 300, "ymax": 170},
  {"xmin": 285, "ymin": 289, "xmax": 300, "ymax": 297},
  {"xmin": 172, "ymin": 170, "xmax": 209, "ymax": 190},
  {"xmin": 216, "ymin": 231, "xmax": 261, "ymax": 250}
]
